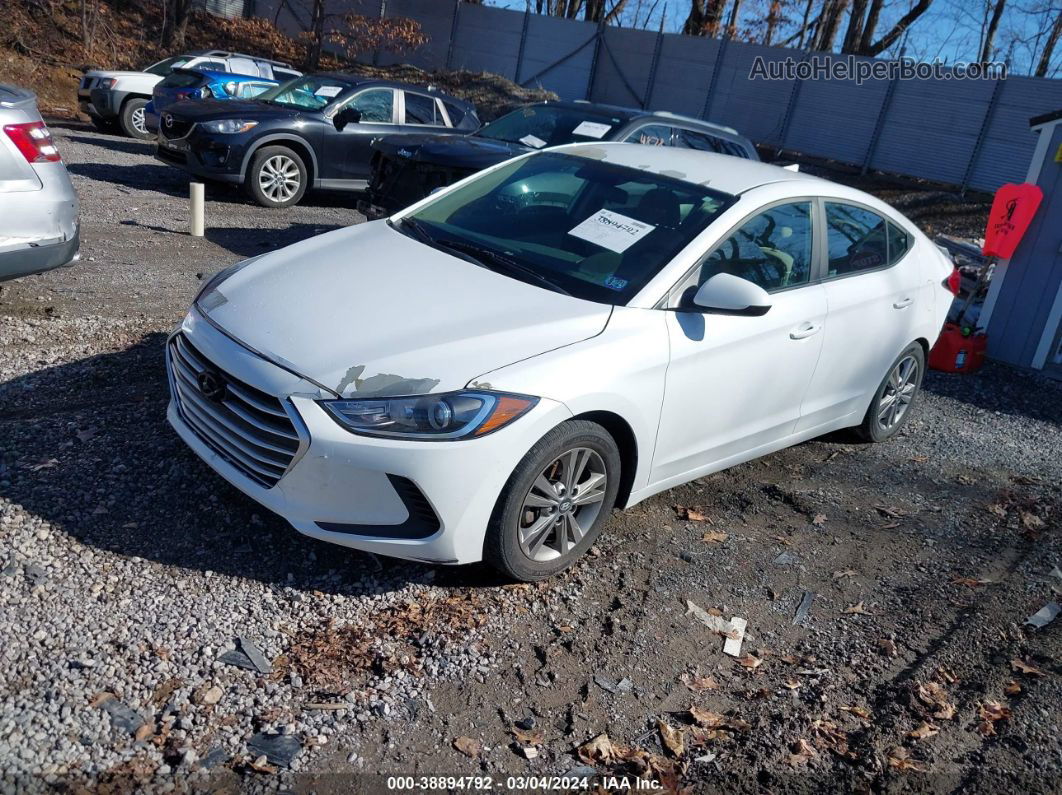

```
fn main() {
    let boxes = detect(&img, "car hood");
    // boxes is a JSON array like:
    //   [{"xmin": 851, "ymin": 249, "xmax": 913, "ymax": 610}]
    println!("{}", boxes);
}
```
[
  {"xmin": 373, "ymin": 132, "xmax": 530, "ymax": 169},
  {"xmin": 199, "ymin": 221, "xmax": 611, "ymax": 397},
  {"xmin": 85, "ymin": 70, "xmax": 157, "ymax": 79},
  {"xmin": 165, "ymin": 99, "xmax": 295, "ymax": 121}
]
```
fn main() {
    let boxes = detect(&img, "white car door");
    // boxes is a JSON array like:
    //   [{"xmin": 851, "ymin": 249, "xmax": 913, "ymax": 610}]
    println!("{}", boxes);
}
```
[
  {"xmin": 651, "ymin": 200, "xmax": 828, "ymax": 485},
  {"xmin": 796, "ymin": 200, "xmax": 922, "ymax": 432}
]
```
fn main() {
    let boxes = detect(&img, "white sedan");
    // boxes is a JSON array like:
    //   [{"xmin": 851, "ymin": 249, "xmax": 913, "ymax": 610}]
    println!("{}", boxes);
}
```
[{"xmin": 167, "ymin": 143, "xmax": 956, "ymax": 581}]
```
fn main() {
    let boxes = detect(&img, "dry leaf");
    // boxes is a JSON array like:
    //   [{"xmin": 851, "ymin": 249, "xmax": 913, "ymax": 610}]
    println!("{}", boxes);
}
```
[
  {"xmin": 987, "ymin": 503, "xmax": 1008, "ymax": 518},
  {"xmin": 577, "ymin": 733, "xmax": 617, "ymax": 764},
  {"xmin": 843, "ymin": 601, "xmax": 872, "ymax": 615},
  {"xmin": 976, "ymin": 720, "xmax": 996, "ymax": 736},
  {"xmin": 734, "ymin": 654, "xmax": 763, "ymax": 670},
  {"xmin": 1011, "ymin": 658, "xmax": 1046, "ymax": 677},
  {"xmin": 688, "ymin": 707, "xmax": 727, "ymax": 728},
  {"xmin": 840, "ymin": 704, "xmax": 871, "ymax": 721},
  {"xmin": 773, "ymin": 535, "xmax": 791, "ymax": 546},
  {"xmin": 701, "ymin": 530, "xmax": 728, "ymax": 543},
  {"xmin": 512, "ymin": 726, "xmax": 545, "ymax": 746},
  {"xmin": 878, "ymin": 638, "xmax": 898, "ymax": 657},
  {"xmin": 908, "ymin": 721, "xmax": 939, "ymax": 741},
  {"xmin": 676, "ymin": 506, "xmax": 707, "ymax": 522},
  {"xmin": 453, "ymin": 736, "xmax": 482, "ymax": 758},
  {"xmin": 680, "ymin": 672, "xmax": 719, "ymax": 692},
  {"xmin": 90, "ymin": 691, "xmax": 116, "ymax": 707},
  {"xmin": 833, "ymin": 569, "xmax": 858, "ymax": 580},
  {"xmin": 1004, "ymin": 680, "xmax": 1022, "ymax": 696},
  {"xmin": 134, "ymin": 723, "xmax": 154, "ymax": 742},
  {"xmin": 888, "ymin": 747, "xmax": 929, "ymax": 773},
  {"xmin": 951, "ymin": 576, "xmax": 995, "ymax": 587},
  {"xmin": 30, "ymin": 458, "xmax": 59, "ymax": 471},
  {"xmin": 874, "ymin": 505, "xmax": 904, "ymax": 518},
  {"xmin": 787, "ymin": 738, "xmax": 817, "ymax": 766},
  {"xmin": 979, "ymin": 701, "xmax": 1011, "ymax": 723},
  {"xmin": 936, "ymin": 666, "xmax": 958, "ymax": 685},
  {"xmin": 933, "ymin": 702, "xmax": 956, "ymax": 721},
  {"xmin": 658, "ymin": 721, "xmax": 685, "ymax": 757},
  {"xmin": 783, "ymin": 679, "xmax": 801, "ymax": 690},
  {"xmin": 917, "ymin": 681, "xmax": 957, "ymax": 720},
  {"xmin": 1020, "ymin": 512, "xmax": 1045, "ymax": 531},
  {"xmin": 812, "ymin": 513, "xmax": 828, "ymax": 525},
  {"xmin": 248, "ymin": 755, "xmax": 277, "ymax": 775}
]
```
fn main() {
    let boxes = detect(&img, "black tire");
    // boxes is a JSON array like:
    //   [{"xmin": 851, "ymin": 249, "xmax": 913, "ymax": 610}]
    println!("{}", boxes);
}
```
[
  {"xmin": 90, "ymin": 115, "xmax": 118, "ymax": 133},
  {"xmin": 484, "ymin": 420, "xmax": 621, "ymax": 582},
  {"xmin": 857, "ymin": 342, "xmax": 926, "ymax": 442},
  {"xmin": 119, "ymin": 97, "xmax": 152, "ymax": 139},
  {"xmin": 245, "ymin": 146, "xmax": 308, "ymax": 208}
]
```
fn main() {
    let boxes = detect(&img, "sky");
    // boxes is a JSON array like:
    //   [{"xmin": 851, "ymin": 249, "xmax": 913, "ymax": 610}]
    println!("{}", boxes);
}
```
[{"xmin": 484, "ymin": 0, "xmax": 1062, "ymax": 78}]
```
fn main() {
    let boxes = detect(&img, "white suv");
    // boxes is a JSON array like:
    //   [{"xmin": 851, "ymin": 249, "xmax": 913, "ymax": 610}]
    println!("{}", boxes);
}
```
[{"xmin": 78, "ymin": 50, "xmax": 300, "ymax": 139}]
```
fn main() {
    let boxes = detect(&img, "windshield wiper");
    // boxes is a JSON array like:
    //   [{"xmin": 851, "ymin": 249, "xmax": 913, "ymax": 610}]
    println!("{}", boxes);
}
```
[
  {"xmin": 433, "ymin": 238, "xmax": 573, "ymax": 297},
  {"xmin": 393, "ymin": 216, "xmax": 435, "ymax": 245}
]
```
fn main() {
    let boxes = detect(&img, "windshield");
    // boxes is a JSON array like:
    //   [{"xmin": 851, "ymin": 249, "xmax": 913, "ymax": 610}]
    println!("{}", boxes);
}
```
[
  {"xmin": 256, "ymin": 75, "xmax": 349, "ymax": 110},
  {"xmin": 477, "ymin": 106, "xmax": 622, "ymax": 149},
  {"xmin": 403, "ymin": 152, "xmax": 734, "ymax": 305},
  {"xmin": 144, "ymin": 56, "xmax": 191, "ymax": 76}
]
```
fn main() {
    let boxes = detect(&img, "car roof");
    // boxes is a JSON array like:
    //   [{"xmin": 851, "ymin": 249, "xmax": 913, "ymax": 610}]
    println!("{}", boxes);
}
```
[
  {"xmin": 519, "ymin": 100, "xmax": 746, "ymax": 141},
  {"xmin": 184, "ymin": 50, "xmax": 293, "ymax": 67},
  {"xmin": 552, "ymin": 142, "xmax": 830, "ymax": 195},
  {"xmin": 308, "ymin": 73, "xmax": 474, "ymax": 108},
  {"xmin": 191, "ymin": 69, "xmax": 277, "ymax": 82}
]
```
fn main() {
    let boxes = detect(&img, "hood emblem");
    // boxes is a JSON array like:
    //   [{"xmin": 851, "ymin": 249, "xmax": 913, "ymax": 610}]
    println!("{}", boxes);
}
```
[
  {"xmin": 196, "ymin": 370, "xmax": 227, "ymax": 403},
  {"xmin": 163, "ymin": 113, "xmax": 173, "ymax": 128},
  {"xmin": 397, "ymin": 148, "xmax": 414, "ymax": 158}
]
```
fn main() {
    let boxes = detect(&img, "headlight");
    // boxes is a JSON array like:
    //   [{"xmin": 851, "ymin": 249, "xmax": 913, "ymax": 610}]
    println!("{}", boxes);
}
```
[
  {"xmin": 195, "ymin": 255, "xmax": 263, "ymax": 310},
  {"xmin": 98, "ymin": 78, "xmax": 117, "ymax": 89},
  {"xmin": 200, "ymin": 119, "xmax": 258, "ymax": 134},
  {"xmin": 320, "ymin": 391, "xmax": 537, "ymax": 440}
]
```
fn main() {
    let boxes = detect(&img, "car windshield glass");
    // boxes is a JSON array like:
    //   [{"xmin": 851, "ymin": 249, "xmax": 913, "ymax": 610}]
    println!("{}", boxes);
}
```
[
  {"xmin": 144, "ymin": 56, "xmax": 191, "ymax": 76},
  {"xmin": 477, "ymin": 106, "xmax": 623, "ymax": 148},
  {"xmin": 257, "ymin": 76, "xmax": 349, "ymax": 110},
  {"xmin": 403, "ymin": 152, "xmax": 734, "ymax": 305}
]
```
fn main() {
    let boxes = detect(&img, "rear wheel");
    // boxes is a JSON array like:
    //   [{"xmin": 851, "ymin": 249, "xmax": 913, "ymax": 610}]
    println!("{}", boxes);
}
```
[
  {"xmin": 485, "ymin": 420, "xmax": 620, "ymax": 582},
  {"xmin": 246, "ymin": 146, "xmax": 308, "ymax": 208},
  {"xmin": 119, "ymin": 97, "xmax": 151, "ymax": 139},
  {"xmin": 858, "ymin": 343, "xmax": 925, "ymax": 442}
]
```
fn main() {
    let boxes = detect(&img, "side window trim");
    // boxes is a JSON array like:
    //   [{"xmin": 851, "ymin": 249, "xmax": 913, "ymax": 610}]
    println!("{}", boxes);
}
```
[
  {"xmin": 401, "ymin": 90, "xmax": 443, "ymax": 126},
  {"xmin": 662, "ymin": 196, "xmax": 823, "ymax": 308},
  {"xmin": 820, "ymin": 198, "xmax": 897, "ymax": 282},
  {"xmin": 436, "ymin": 97, "xmax": 453, "ymax": 128}
]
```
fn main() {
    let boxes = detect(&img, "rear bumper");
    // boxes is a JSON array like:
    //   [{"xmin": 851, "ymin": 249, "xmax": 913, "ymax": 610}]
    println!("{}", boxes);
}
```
[{"xmin": 0, "ymin": 229, "xmax": 80, "ymax": 282}]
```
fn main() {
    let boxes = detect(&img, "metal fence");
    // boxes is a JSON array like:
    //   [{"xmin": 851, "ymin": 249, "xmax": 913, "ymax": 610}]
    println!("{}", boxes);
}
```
[{"xmin": 249, "ymin": 0, "xmax": 1062, "ymax": 194}]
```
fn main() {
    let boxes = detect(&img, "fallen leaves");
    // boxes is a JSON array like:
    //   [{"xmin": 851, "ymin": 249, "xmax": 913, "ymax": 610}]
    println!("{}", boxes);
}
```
[
  {"xmin": 811, "ymin": 719, "xmax": 857, "ymax": 760},
  {"xmin": 734, "ymin": 653, "xmax": 763, "ymax": 671},
  {"xmin": 679, "ymin": 672, "xmax": 719, "ymax": 692},
  {"xmin": 675, "ymin": 506, "xmax": 707, "ymax": 522},
  {"xmin": 908, "ymin": 721, "xmax": 939, "ymax": 741},
  {"xmin": 511, "ymin": 725, "xmax": 544, "ymax": 746},
  {"xmin": 577, "ymin": 733, "xmax": 618, "ymax": 765},
  {"xmin": 1010, "ymin": 658, "xmax": 1046, "ymax": 677},
  {"xmin": 657, "ymin": 721, "xmax": 685, "ymax": 757},
  {"xmin": 840, "ymin": 704, "xmax": 871, "ymax": 722},
  {"xmin": 1004, "ymin": 680, "xmax": 1022, "ymax": 696},
  {"xmin": 888, "ymin": 747, "xmax": 929, "ymax": 773},
  {"xmin": 701, "ymin": 530, "xmax": 728, "ymax": 543},
  {"xmin": 687, "ymin": 707, "xmax": 728, "ymax": 728},
  {"xmin": 916, "ymin": 682, "xmax": 957, "ymax": 721},
  {"xmin": 951, "ymin": 576, "xmax": 996, "ymax": 588},
  {"xmin": 976, "ymin": 701, "xmax": 1011, "ymax": 736},
  {"xmin": 29, "ymin": 458, "xmax": 59, "ymax": 471},
  {"xmin": 1020, "ymin": 512, "xmax": 1045, "ymax": 532},
  {"xmin": 877, "ymin": 638, "xmax": 898, "ymax": 658},
  {"xmin": 452, "ymin": 736, "xmax": 482, "ymax": 758},
  {"xmin": 843, "ymin": 601, "xmax": 872, "ymax": 615},
  {"xmin": 833, "ymin": 569, "xmax": 858, "ymax": 581},
  {"xmin": 787, "ymin": 738, "xmax": 817, "ymax": 766},
  {"xmin": 812, "ymin": 513, "xmax": 828, "ymax": 526}
]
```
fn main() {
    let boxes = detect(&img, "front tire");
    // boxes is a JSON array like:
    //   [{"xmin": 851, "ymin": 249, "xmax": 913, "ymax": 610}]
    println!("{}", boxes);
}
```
[
  {"xmin": 119, "ymin": 97, "xmax": 152, "ymax": 139},
  {"xmin": 246, "ymin": 146, "xmax": 308, "ymax": 208},
  {"xmin": 858, "ymin": 343, "xmax": 925, "ymax": 442},
  {"xmin": 485, "ymin": 420, "xmax": 621, "ymax": 582}
]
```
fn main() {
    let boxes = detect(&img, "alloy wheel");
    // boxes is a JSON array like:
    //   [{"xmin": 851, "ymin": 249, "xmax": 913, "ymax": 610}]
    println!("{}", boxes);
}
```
[
  {"xmin": 518, "ymin": 447, "xmax": 607, "ymax": 562},
  {"xmin": 131, "ymin": 106, "xmax": 147, "ymax": 136},
  {"xmin": 877, "ymin": 353, "xmax": 919, "ymax": 431},
  {"xmin": 258, "ymin": 155, "xmax": 301, "ymax": 203}
]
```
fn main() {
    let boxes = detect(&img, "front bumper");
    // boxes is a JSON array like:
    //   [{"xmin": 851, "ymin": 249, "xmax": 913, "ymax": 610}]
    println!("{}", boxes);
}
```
[
  {"xmin": 79, "ymin": 88, "xmax": 121, "ymax": 120},
  {"xmin": 165, "ymin": 307, "xmax": 571, "ymax": 565},
  {"xmin": 155, "ymin": 130, "xmax": 245, "ymax": 183}
]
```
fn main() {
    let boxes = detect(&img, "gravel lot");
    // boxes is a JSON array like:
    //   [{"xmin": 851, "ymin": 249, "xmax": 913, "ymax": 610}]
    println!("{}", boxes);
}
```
[{"xmin": 1, "ymin": 123, "xmax": 1060, "ymax": 792}]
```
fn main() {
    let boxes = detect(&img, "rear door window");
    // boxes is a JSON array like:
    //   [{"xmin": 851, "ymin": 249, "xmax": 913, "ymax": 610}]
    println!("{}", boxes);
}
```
[
  {"xmin": 624, "ymin": 124, "xmax": 673, "ymax": 146},
  {"xmin": 887, "ymin": 222, "xmax": 911, "ymax": 265},
  {"xmin": 824, "ymin": 202, "xmax": 889, "ymax": 277},
  {"xmin": 404, "ymin": 92, "xmax": 443, "ymax": 126},
  {"xmin": 442, "ymin": 100, "xmax": 466, "ymax": 128},
  {"xmin": 674, "ymin": 128, "xmax": 750, "ymax": 158}
]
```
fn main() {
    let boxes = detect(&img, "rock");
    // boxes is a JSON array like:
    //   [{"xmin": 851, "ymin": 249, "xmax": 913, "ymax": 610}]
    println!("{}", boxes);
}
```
[
  {"xmin": 248, "ymin": 732, "xmax": 302, "ymax": 768},
  {"xmin": 237, "ymin": 635, "xmax": 273, "ymax": 674},
  {"xmin": 98, "ymin": 697, "xmax": 145, "ymax": 734},
  {"xmin": 197, "ymin": 686, "xmax": 223, "ymax": 706}
]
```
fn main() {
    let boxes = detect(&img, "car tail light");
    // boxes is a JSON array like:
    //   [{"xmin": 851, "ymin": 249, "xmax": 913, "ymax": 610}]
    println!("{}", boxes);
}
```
[
  {"xmin": 3, "ymin": 121, "xmax": 62, "ymax": 163},
  {"xmin": 945, "ymin": 268, "xmax": 961, "ymax": 296}
]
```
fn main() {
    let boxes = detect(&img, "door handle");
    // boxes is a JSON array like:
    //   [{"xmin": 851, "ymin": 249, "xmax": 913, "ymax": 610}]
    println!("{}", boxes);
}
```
[
  {"xmin": 789, "ymin": 322, "xmax": 822, "ymax": 340},
  {"xmin": 893, "ymin": 297, "xmax": 913, "ymax": 309}
]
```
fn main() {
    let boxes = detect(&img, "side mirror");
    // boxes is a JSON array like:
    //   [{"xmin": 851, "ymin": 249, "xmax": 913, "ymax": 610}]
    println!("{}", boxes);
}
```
[
  {"xmin": 334, "ymin": 107, "xmax": 362, "ymax": 131},
  {"xmin": 691, "ymin": 273, "xmax": 772, "ymax": 316},
  {"xmin": 223, "ymin": 81, "xmax": 237, "ymax": 97}
]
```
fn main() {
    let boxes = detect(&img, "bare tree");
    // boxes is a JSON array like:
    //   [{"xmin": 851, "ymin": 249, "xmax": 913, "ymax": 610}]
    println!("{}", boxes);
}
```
[
  {"xmin": 162, "ymin": 0, "xmax": 194, "ymax": 49},
  {"xmin": 979, "ymin": 0, "xmax": 1007, "ymax": 63},
  {"xmin": 682, "ymin": 0, "xmax": 727, "ymax": 36},
  {"xmin": 763, "ymin": 0, "xmax": 783, "ymax": 44},
  {"xmin": 841, "ymin": 0, "xmax": 868, "ymax": 52},
  {"xmin": 811, "ymin": 0, "xmax": 849, "ymax": 51},
  {"xmin": 1036, "ymin": 7, "xmax": 1062, "ymax": 76}
]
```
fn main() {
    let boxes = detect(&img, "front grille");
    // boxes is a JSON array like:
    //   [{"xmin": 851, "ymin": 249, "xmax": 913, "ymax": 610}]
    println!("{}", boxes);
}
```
[
  {"xmin": 80, "ymin": 77, "xmax": 93, "ymax": 90},
  {"xmin": 168, "ymin": 333, "xmax": 301, "ymax": 488},
  {"xmin": 160, "ymin": 116, "xmax": 195, "ymax": 140},
  {"xmin": 156, "ymin": 146, "xmax": 188, "ymax": 165}
]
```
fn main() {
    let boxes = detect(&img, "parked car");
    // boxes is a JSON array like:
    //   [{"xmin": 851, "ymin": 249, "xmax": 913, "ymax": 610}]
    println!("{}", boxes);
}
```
[
  {"xmin": 144, "ymin": 69, "xmax": 281, "ymax": 134},
  {"xmin": 79, "ymin": 50, "xmax": 300, "ymax": 139},
  {"xmin": 165, "ymin": 143, "xmax": 955, "ymax": 581},
  {"xmin": 155, "ymin": 73, "xmax": 479, "ymax": 208},
  {"xmin": 0, "ymin": 84, "xmax": 79, "ymax": 282},
  {"xmin": 360, "ymin": 100, "xmax": 759, "ymax": 218}
]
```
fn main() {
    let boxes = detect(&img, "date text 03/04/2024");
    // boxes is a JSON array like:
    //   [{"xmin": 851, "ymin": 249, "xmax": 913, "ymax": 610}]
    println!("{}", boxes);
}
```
[{"xmin": 385, "ymin": 775, "xmax": 663, "ymax": 791}]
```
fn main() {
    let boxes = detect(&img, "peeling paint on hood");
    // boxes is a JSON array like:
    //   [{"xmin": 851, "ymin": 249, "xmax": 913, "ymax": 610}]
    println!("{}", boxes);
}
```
[{"xmin": 199, "ymin": 221, "xmax": 612, "ymax": 398}]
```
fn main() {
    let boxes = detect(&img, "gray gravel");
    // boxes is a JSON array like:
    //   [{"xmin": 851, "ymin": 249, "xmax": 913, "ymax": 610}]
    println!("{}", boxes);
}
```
[{"xmin": 0, "ymin": 121, "xmax": 1059, "ymax": 791}]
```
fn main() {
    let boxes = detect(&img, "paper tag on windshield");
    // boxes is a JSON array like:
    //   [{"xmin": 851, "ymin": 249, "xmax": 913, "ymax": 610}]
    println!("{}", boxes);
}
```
[
  {"xmin": 519, "ymin": 134, "xmax": 547, "ymax": 149},
  {"xmin": 568, "ymin": 209, "xmax": 654, "ymax": 253},
  {"xmin": 572, "ymin": 120, "xmax": 612, "ymax": 139},
  {"xmin": 314, "ymin": 85, "xmax": 343, "ymax": 97}
]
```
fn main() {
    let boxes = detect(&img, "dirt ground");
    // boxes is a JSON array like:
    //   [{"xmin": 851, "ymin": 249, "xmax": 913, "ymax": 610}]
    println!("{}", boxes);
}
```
[{"xmin": 1, "ymin": 124, "xmax": 1060, "ymax": 794}]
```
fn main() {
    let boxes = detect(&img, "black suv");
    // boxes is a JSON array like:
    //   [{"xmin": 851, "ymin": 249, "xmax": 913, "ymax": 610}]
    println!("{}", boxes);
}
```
[
  {"xmin": 155, "ymin": 73, "xmax": 478, "ymax": 207},
  {"xmin": 361, "ymin": 101, "xmax": 759, "ymax": 217}
]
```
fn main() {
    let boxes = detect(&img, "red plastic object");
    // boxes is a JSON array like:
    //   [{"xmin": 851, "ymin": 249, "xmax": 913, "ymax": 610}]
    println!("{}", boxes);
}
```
[
  {"xmin": 982, "ymin": 183, "xmax": 1043, "ymax": 259},
  {"xmin": 3, "ymin": 121, "xmax": 62, "ymax": 163},
  {"xmin": 929, "ymin": 324, "xmax": 987, "ymax": 373},
  {"xmin": 946, "ymin": 268, "xmax": 961, "ymax": 295}
]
